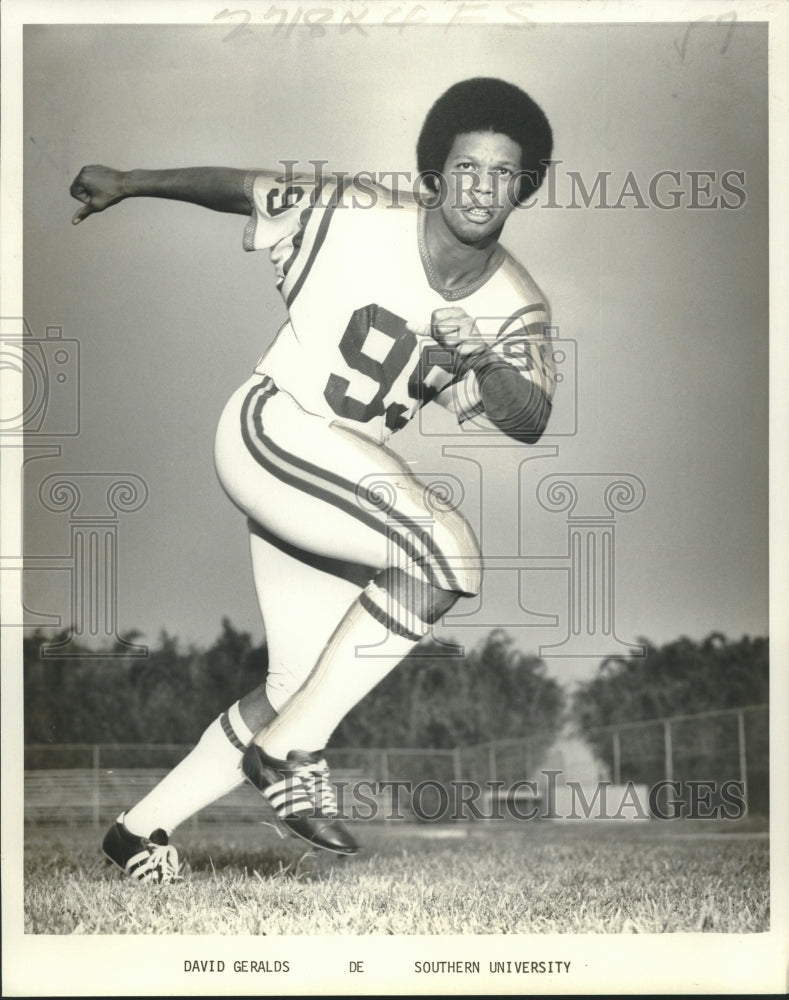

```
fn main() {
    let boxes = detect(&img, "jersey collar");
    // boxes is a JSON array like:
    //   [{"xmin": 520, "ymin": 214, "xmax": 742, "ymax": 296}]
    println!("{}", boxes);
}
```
[{"xmin": 417, "ymin": 205, "xmax": 505, "ymax": 301}]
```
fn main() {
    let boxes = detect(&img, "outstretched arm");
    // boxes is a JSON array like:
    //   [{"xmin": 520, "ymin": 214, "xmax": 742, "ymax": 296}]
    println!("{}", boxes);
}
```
[{"xmin": 70, "ymin": 165, "xmax": 252, "ymax": 225}]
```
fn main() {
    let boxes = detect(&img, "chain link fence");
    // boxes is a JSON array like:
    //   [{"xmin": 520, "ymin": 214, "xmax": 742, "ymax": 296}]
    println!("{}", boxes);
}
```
[
  {"xmin": 583, "ymin": 704, "xmax": 768, "ymax": 816},
  {"xmin": 24, "ymin": 704, "xmax": 768, "ymax": 826}
]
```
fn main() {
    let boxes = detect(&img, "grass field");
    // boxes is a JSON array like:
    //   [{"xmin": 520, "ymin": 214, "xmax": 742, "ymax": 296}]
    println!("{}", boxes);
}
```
[{"xmin": 23, "ymin": 818, "xmax": 768, "ymax": 935}]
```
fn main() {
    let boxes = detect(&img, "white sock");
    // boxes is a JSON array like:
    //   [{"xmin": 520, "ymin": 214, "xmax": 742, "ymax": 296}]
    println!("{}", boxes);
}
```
[
  {"xmin": 261, "ymin": 585, "xmax": 429, "ymax": 758},
  {"xmin": 124, "ymin": 702, "xmax": 254, "ymax": 837}
]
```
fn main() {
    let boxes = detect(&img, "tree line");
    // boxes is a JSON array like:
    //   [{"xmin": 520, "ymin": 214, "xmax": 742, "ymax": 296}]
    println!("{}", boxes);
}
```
[
  {"xmin": 571, "ymin": 632, "xmax": 769, "ymax": 814},
  {"xmin": 22, "ymin": 622, "xmax": 565, "ymax": 752},
  {"xmin": 572, "ymin": 632, "xmax": 768, "ymax": 733},
  {"xmin": 24, "ymin": 623, "xmax": 767, "ymax": 760}
]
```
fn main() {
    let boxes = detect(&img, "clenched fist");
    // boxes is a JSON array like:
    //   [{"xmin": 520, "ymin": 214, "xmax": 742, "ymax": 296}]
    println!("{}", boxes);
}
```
[
  {"xmin": 70, "ymin": 165, "xmax": 128, "ymax": 224},
  {"xmin": 407, "ymin": 306, "xmax": 488, "ymax": 369}
]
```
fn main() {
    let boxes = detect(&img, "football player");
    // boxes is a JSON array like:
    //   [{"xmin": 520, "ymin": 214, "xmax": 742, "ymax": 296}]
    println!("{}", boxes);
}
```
[{"xmin": 71, "ymin": 77, "xmax": 555, "ymax": 883}]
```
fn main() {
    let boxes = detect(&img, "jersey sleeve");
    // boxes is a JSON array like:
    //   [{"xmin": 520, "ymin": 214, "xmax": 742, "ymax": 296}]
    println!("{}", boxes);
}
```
[
  {"xmin": 436, "ymin": 303, "xmax": 556, "ymax": 426},
  {"xmin": 242, "ymin": 170, "xmax": 319, "ymax": 253}
]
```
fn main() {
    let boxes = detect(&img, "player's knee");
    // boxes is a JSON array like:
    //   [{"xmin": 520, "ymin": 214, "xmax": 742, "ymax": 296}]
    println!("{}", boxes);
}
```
[
  {"xmin": 455, "ymin": 554, "xmax": 482, "ymax": 597},
  {"xmin": 435, "ymin": 509, "xmax": 482, "ymax": 597}
]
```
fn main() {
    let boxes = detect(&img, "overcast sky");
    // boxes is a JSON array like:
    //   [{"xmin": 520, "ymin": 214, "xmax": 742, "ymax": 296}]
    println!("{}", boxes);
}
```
[{"xmin": 19, "ymin": 18, "xmax": 769, "ymax": 685}]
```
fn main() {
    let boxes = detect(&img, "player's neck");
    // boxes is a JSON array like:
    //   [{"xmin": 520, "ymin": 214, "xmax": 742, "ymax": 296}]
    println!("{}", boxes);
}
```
[{"xmin": 421, "ymin": 205, "xmax": 501, "ymax": 291}]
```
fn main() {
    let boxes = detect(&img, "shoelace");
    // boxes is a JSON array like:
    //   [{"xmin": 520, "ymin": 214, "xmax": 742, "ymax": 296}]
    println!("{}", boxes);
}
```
[
  {"xmin": 294, "ymin": 758, "xmax": 339, "ymax": 816},
  {"xmin": 144, "ymin": 843, "xmax": 181, "ymax": 882}
]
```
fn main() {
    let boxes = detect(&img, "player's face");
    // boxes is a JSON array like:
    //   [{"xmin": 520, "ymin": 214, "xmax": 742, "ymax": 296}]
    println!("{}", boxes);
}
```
[{"xmin": 438, "ymin": 131, "xmax": 523, "ymax": 245}]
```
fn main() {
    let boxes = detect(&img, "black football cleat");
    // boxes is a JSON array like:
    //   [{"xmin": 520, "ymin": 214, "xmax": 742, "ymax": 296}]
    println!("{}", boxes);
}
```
[
  {"xmin": 102, "ymin": 814, "xmax": 181, "ymax": 884},
  {"xmin": 242, "ymin": 745, "xmax": 359, "ymax": 855}
]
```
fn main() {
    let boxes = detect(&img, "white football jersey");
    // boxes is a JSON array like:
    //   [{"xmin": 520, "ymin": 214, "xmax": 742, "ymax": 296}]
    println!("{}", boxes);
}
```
[{"xmin": 243, "ymin": 171, "xmax": 554, "ymax": 444}]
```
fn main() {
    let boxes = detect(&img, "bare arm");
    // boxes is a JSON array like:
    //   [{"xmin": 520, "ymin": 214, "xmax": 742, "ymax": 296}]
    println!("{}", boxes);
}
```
[{"xmin": 70, "ymin": 165, "xmax": 252, "ymax": 224}]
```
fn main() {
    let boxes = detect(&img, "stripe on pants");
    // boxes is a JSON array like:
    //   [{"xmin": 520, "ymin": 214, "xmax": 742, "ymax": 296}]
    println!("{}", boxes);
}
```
[{"xmin": 239, "ymin": 380, "xmax": 463, "ymax": 595}]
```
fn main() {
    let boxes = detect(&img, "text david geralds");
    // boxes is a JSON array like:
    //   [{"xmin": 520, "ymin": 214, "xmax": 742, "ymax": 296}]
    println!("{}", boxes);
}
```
[
  {"xmin": 414, "ymin": 960, "xmax": 572, "ymax": 974},
  {"xmin": 183, "ymin": 960, "xmax": 289, "ymax": 973}
]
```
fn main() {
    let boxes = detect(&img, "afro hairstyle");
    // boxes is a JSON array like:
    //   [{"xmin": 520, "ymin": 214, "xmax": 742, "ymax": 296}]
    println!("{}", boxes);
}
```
[{"xmin": 416, "ymin": 77, "xmax": 553, "ymax": 204}]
